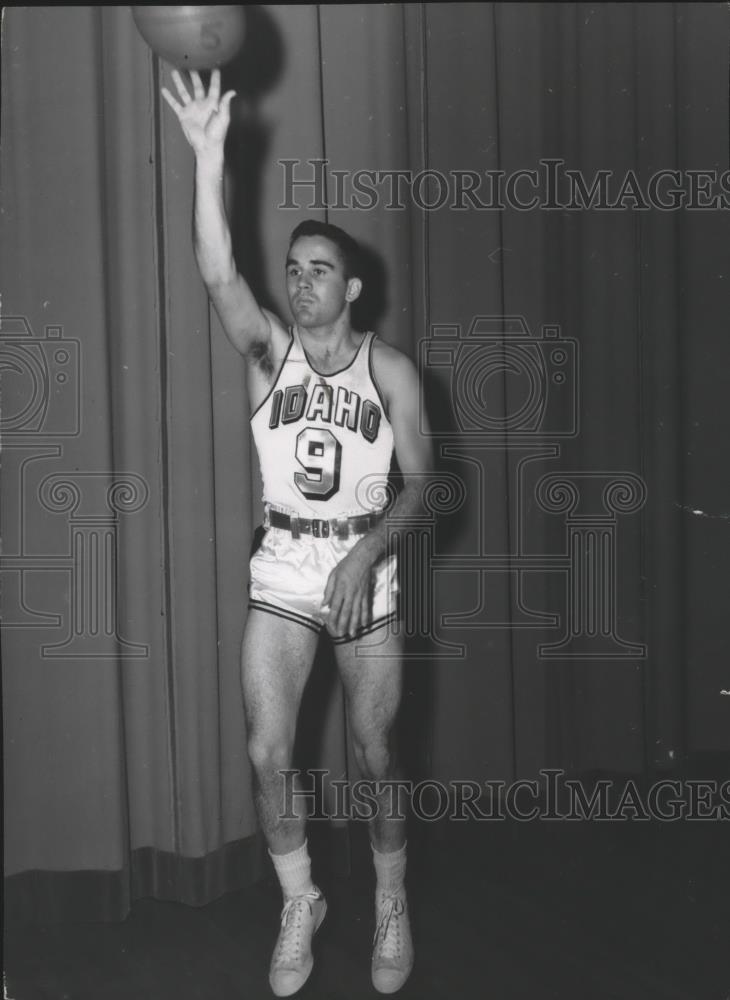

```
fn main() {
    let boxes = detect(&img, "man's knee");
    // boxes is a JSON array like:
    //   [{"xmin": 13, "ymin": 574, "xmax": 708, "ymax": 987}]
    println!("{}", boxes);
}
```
[
  {"xmin": 247, "ymin": 733, "xmax": 294, "ymax": 777},
  {"xmin": 351, "ymin": 732, "xmax": 395, "ymax": 781}
]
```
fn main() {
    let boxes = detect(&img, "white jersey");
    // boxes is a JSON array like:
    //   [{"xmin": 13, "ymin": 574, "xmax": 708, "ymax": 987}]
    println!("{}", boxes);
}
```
[{"xmin": 250, "ymin": 327, "xmax": 394, "ymax": 519}]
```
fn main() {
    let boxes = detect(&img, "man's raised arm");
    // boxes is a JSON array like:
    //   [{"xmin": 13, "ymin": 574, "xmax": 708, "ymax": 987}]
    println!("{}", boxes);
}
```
[{"xmin": 162, "ymin": 69, "xmax": 271, "ymax": 356}]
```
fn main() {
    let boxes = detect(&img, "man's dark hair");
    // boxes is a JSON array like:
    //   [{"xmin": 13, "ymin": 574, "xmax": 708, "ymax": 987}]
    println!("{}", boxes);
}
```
[{"xmin": 288, "ymin": 220, "xmax": 362, "ymax": 280}]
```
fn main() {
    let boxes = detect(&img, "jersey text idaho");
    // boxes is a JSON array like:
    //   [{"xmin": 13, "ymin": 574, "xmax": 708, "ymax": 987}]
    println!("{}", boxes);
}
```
[{"xmin": 268, "ymin": 383, "xmax": 382, "ymax": 443}]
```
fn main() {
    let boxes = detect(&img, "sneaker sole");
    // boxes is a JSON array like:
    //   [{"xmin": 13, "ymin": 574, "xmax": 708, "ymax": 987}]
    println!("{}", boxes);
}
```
[{"xmin": 372, "ymin": 960, "xmax": 414, "ymax": 995}]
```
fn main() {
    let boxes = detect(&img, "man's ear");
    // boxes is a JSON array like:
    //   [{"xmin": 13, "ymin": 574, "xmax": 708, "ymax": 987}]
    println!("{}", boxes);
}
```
[{"xmin": 345, "ymin": 277, "xmax": 362, "ymax": 302}]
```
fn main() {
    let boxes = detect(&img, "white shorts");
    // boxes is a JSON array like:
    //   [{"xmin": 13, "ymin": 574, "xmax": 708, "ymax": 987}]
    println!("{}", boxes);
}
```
[{"xmin": 248, "ymin": 522, "xmax": 399, "ymax": 643}]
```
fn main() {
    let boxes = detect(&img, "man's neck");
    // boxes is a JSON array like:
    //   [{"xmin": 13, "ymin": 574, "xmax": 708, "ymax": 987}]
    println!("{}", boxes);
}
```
[{"xmin": 297, "ymin": 320, "xmax": 360, "ymax": 369}]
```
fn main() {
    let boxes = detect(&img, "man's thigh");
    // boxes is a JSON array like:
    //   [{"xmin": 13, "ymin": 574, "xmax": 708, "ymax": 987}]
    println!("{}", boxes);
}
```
[
  {"xmin": 333, "ymin": 625, "xmax": 404, "ymax": 737},
  {"xmin": 241, "ymin": 608, "xmax": 320, "ymax": 741}
]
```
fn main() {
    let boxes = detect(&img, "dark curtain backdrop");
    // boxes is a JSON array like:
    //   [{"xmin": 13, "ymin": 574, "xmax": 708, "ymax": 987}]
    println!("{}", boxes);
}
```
[{"xmin": 2, "ymin": 4, "xmax": 729, "ymax": 924}]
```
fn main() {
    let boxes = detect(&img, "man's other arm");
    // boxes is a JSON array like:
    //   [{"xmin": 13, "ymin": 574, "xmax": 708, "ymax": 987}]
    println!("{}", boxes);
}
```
[{"xmin": 356, "ymin": 348, "xmax": 434, "ymax": 564}]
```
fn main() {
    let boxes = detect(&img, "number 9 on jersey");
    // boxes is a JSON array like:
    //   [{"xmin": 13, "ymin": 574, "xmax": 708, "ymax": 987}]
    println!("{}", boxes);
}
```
[{"xmin": 294, "ymin": 427, "xmax": 342, "ymax": 501}]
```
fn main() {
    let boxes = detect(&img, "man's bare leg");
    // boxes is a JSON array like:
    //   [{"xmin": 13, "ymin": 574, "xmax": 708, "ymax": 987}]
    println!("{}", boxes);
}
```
[
  {"xmin": 333, "ymin": 626, "xmax": 406, "ymax": 848},
  {"xmin": 241, "ymin": 608, "xmax": 319, "ymax": 850},
  {"xmin": 241, "ymin": 609, "xmax": 325, "ymax": 998},
  {"xmin": 333, "ymin": 625, "xmax": 414, "ymax": 994}
]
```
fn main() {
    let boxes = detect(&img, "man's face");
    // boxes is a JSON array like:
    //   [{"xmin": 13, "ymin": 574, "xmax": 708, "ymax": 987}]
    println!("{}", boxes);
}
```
[{"xmin": 285, "ymin": 236, "xmax": 360, "ymax": 328}]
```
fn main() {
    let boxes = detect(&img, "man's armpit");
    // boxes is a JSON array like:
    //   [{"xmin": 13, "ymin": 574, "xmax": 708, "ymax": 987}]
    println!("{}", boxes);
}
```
[{"xmin": 246, "ymin": 337, "xmax": 276, "ymax": 377}]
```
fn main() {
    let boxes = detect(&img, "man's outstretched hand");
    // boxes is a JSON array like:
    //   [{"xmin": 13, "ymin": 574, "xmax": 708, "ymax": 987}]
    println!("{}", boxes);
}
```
[{"xmin": 161, "ymin": 68, "xmax": 235, "ymax": 158}]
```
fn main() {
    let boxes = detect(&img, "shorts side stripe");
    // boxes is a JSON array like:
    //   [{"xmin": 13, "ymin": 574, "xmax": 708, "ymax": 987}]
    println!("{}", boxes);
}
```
[
  {"xmin": 329, "ymin": 610, "xmax": 400, "ymax": 645},
  {"xmin": 248, "ymin": 600, "xmax": 322, "ymax": 635}
]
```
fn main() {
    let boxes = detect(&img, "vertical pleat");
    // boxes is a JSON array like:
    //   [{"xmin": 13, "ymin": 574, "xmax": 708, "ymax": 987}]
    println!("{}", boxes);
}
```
[
  {"xmin": 1, "ymin": 8, "xmax": 129, "ymax": 878},
  {"xmin": 95, "ymin": 6, "xmax": 175, "ymax": 857},
  {"xmin": 677, "ymin": 3, "xmax": 730, "ymax": 751},
  {"xmin": 418, "ymin": 2, "xmax": 517, "ymax": 785}
]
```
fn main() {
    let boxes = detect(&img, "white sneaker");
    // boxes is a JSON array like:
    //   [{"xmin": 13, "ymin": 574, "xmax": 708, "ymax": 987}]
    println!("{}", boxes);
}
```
[
  {"xmin": 268, "ymin": 888, "xmax": 327, "ymax": 997},
  {"xmin": 371, "ymin": 891, "xmax": 414, "ymax": 994}
]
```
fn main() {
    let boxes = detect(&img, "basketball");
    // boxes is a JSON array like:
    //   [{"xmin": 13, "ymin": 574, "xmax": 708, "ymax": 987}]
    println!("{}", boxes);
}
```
[{"xmin": 132, "ymin": 6, "xmax": 246, "ymax": 71}]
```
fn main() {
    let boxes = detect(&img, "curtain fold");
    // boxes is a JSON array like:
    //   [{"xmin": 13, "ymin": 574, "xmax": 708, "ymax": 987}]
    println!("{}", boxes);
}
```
[
  {"xmin": 2, "ymin": 3, "xmax": 729, "ymax": 925},
  {"xmin": 2, "ymin": 6, "xmax": 265, "ymax": 916}
]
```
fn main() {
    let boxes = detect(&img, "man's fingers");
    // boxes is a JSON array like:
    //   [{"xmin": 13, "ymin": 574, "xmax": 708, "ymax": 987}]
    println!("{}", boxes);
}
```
[
  {"xmin": 359, "ymin": 590, "xmax": 371, "ymax": 635},
  {"xmin": 350, "ymin": 582, "xmax": 368, "ymax": 637},
  {"xmin": 333, "ymin": 606, "xmax": 346, "ymax": 636},
  {"xmin": 347, "ymin": 591, "xmax": 364, "ymax": 638},
  {"xmin": 323, "ymin": 573, "xmax": 334, "ymax": 607},
  {"xmin": 362, "ymin": 585, "xmax": 372, "ymax": 625},
  {"xmin": 211, "ymin": 91, "xmax": 236, "ymax": 136},
  {"xmin": 220, "ymin": 90, "xmax": 236, "ymax": 117},
  {"xmin": 190, "ymin": 70, "xmax": 205, "ymax": 101},
  {"xmin": 345, "ymin": 602, "xmax": 356, "ymax": 639},
  {"xmin": 170, "ymin": 69, "xmax": 192, "ymax": 104},
  {"xmin": 160, "ymin": 88, "xmax": 183, "ymax": 117},
  {"xmin": 323, "ymin": 577, "xmax": 343, "ymax": 631},
  {"xmin": 360, "ymin": 590, "xmax": 371, "ymax": 631},
  {"xmin": 209, "ymin": 68, "xmax": 221, "ymax": 103},
  {"xmin": 334, "ymin": 594, "xmax": 350, "ymax": 636},
  {"xmin": 349, "ymin": 598, "xmax": 363, "ymax": 639}
]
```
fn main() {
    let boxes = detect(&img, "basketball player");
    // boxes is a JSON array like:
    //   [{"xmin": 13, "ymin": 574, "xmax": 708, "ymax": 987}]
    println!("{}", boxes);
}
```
[{"xmin": 163, "ymin": 69, "xmax": 432, "ymax": 996}]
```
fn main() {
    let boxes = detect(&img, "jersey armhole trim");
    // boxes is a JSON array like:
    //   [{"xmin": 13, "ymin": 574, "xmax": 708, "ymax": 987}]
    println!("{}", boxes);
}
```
[
  {"xmin": 249, "ymin": 327, "xmax": 295, "ymax": 422},
  {"xmin": 368, "ymin": 333, "xmax": 391, "ymax": 423}
]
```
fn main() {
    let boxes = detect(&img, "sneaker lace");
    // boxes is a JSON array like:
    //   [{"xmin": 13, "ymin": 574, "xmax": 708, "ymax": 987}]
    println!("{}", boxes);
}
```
[
  {"xmin": 274, "ymin": 891, "xmax": 321, "ymax": 965},
  {"xmin": 373, "ymin": 894, "xmax": 405, "ymax": 960}
]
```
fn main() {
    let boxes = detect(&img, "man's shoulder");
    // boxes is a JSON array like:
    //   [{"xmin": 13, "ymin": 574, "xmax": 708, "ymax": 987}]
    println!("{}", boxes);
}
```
[
  {"xmin": 373, "ymin": 337, "xmax": 416, "ymax": 377},
  {"xmin": 370, "ymin": 336, "xmax": 419, "ymax": 403}
]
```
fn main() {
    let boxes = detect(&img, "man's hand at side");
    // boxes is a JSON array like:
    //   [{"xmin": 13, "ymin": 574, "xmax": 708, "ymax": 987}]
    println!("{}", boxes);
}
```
[
  {"xmin": 322, "ymin": 346, "xmax": 433, "ymax": 639},
  {"xmin": 322, "ymin": 545, "xmax": 377, "ymax": 639}
]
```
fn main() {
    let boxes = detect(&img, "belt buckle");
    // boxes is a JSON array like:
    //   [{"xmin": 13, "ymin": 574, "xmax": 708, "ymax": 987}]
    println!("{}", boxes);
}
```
[{"xmin": 312, "ymin": 518, "xmax": 329, "ymax": 538}]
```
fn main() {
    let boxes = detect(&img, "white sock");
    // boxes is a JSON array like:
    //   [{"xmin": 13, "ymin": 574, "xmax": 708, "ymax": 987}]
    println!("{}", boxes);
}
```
[
  {"xmin": 269, "ymin": 840, "xmax": 316, "ymax": 901},
  {"xmin": 372, "ymin": 841, "xmax": 407, "ymax": 902}
]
